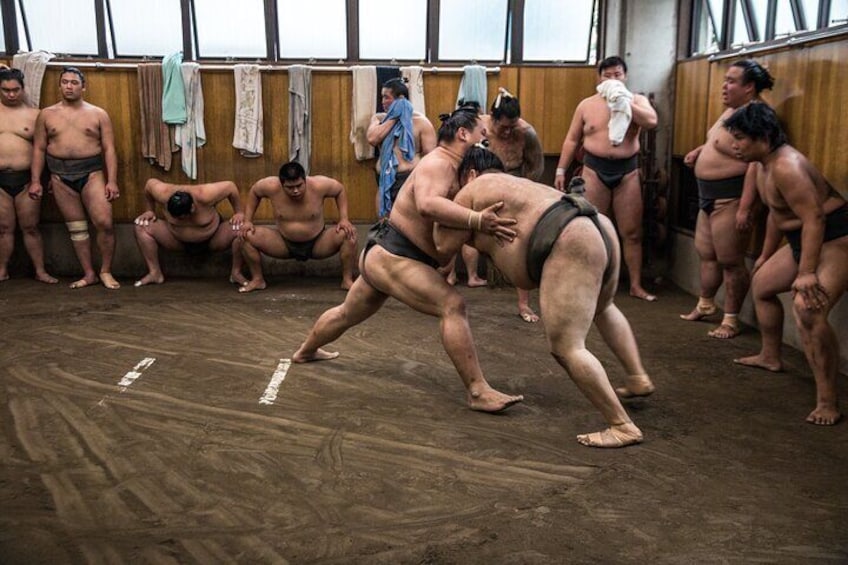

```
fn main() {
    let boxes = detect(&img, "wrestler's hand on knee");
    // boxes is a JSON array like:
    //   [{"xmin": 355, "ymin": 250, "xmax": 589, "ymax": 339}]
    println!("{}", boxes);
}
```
[
  {"xmin": 792, "ymin": 272, "xmax": 829, "ymax": 310},
  {"xmin": 230, "ymin": 212, "xmax": 245, "ymax": 232},
  {"xmin": 134, "ymin": 211, "xmax": 156, "ymax": 227}
]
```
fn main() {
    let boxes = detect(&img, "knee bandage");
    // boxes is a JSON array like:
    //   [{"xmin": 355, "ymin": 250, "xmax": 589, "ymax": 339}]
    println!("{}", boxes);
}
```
[{"xmin": 66, "ymin": 220, "xmax": 90, "ymax": 241}]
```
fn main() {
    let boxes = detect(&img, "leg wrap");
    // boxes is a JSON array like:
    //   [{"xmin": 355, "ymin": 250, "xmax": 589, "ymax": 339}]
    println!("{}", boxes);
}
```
[{"xmin": 66, "ymin": 220, "xmax": 90, "ymax": 241}]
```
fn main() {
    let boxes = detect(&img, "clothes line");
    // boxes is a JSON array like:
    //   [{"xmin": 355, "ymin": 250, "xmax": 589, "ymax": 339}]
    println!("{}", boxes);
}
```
[{"xmin": 43, "ymin": 61, "xmax": 500, "ymax": 74}]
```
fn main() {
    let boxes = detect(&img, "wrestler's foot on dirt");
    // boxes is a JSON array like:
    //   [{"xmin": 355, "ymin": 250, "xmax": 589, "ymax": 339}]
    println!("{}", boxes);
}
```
[
  {"xmin": 630, "ymin": 287, "xmax": 657, "ymax": 302},
  {"xmin": 680, "ymin": 303, "xmax": 718, "ymax": 321},
  {"xmin": 616, "ymin": 374, "xmax": 656, "ymax": 399},
  {"xmin": 733, "ymin": 354, "xmax": 783, "ymax": 372},
  {"xmin": 134, "ymin": 272, "xmax": 165, "ymax": 287},
  {"xmin": 576, "ymin": 422, "xmax": 643, "ymax": 448},
  {"xmin": 519, "ymin": 306, "xmax": 540, "ymax": 323},
  {"xmin": 708, "ymin": 322, "xmax": 740, "ymax": 339},
  {"xmin": 467, "ymin": 387, "xmax": 524, "ymax": 413},
  {"xmin": 35, "ymin": 271, "xmax": 59, "ymax": 284},
  {"xmin": 229, "ymin": 272, "xmax": 248, "ymax": 286},
  {"xmin": 0, "ymin": 270, "xmax": 9, "ymax": 282},
  {"xmin": 467, "ymin": 275, "xmax": 488, "ymax": 288},
  {"xmin": 806, "ymin": 406, "xmax": 843, "ymax": 426},
  {"xmin": 70, "ymin": 274, "xmax": 99, "ymax": 289},
  {"xmin": 446, "ymin": 271, "xmax": 458, "ymax": 286},
  {"xmin": 292, "ymin": 347, "xmax": 340, "ymax": 363},
  {"xmin": 100, "ymin": 272, "xmax": 121, "ymax": 290},
  {"xmin": 239, "ymin": 279, "xmax": 267, "ymax": 293}
]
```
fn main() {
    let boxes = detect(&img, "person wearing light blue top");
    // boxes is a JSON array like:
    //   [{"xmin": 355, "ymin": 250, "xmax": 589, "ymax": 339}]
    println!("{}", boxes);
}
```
[{"xmin": 367, "ymin": 78, "xmax": 436, "ymax": 218}]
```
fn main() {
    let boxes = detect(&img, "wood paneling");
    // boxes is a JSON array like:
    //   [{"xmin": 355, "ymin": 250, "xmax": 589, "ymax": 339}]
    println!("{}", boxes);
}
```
[{"xmin": 672, "ymin": 58, "xmax": 711, "ymax": 155}]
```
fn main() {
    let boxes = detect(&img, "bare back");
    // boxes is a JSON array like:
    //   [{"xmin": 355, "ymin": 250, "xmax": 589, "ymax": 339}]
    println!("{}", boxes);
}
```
[
  {"xmin": 694, "ymin": 108, "xmax": 750, "ymax": 180},
  {"xmin": 578, "ymin": 94, "xmax": 645, "ymax": 159},
  {"xmin": 0, "ymin": 103, "xmax": 39, "ymax": 170},
  {"xmin": 149, "ymin": 180, "xmax": 234, "ymax": 242},
  {"xmin": 41, "ymin": 101, "xmax": 108, "ymax": 159}
]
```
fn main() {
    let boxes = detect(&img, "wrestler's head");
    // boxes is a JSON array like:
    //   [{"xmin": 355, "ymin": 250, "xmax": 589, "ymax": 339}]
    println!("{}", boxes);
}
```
[{"xmin": 167, "ymin": 191, "xmax": 194, "ymax": 218}]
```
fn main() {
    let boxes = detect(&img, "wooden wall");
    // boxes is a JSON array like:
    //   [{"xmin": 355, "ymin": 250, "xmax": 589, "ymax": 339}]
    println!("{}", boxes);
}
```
[
  {"xmin": 6, "ymin": 63, "xmax": 598, "ymax": 223},
  {"xmin": 672, "ymin": 36, "xmax": 848, "ymax": 196}
]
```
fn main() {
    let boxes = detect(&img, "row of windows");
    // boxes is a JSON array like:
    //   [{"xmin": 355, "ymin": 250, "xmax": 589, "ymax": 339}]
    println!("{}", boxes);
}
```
[
  {"xmin": 0, "ymin": 0, "xmax": 600, "ymax": 64},
  {"xmin": 691, "ymin": 0, "xmax": 847, "ymax": 54}
]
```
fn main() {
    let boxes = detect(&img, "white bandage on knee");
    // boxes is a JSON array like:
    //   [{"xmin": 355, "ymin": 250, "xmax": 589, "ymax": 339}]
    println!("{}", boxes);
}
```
[{"xmin": 66, "ymin": 220, "xmax": 90, "ymax": 241}]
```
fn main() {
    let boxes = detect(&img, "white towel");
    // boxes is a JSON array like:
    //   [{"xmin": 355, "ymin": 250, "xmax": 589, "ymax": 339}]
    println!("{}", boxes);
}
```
[
  {"xmin": 400, "ymin": 65, "xmax": 426, "ymax": 115},
  {"xmin": 175, "ymin": 63, "xmax": 206, "ymax": 179},
  {"xmin": 288, "ymin": 65, "xmax": 312, "ymax": 175},
  {"xmin": 233, "ymin": 64, "xmax": 263, "ymax": 156},
  {"xmin": 350, "ymin": 65, "xmax": 376, "ymax": 161},
  {"xmin": 12, "ymin": 51, "xmax": 54, "ymax": 108},
  {"xmin": 596, "ymin": 79, "xmax": 633, "ymax": 146}
]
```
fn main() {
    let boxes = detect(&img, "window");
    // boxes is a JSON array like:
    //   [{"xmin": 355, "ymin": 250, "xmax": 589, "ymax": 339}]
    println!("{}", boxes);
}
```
[
  {"xmin": 278, "ymin": 0, "xmax": 346, "ymax": 59},
  {"xmin": 523, "ymin": 0, "xmax": 597, "ymax": 62},
  {"xmin": 830, "ymin": 0, "xmax": 848, "ymax": 26},
  {"xmin": 108, "ymin": 0, "xmax": 183, "ymax": 57},
  {"xmin": 358, "ymin": 0, "xmax": 426, "ymax": 60},
  {"xmin": 730, "ymin": 0, "xmax": 753, "ymax": 46},
  {"xmin": 439, "ymin": 0, "xmax": 507, "ymax": 61},
  {"xmin": 799, "ymin": 0, "xmax": 819, "ymax": 28},
  {"xmin": 0, "ymin": 10, "xmax": 5, "ymax": 54},
  {"xmin": 691, "ymin": 0, "xmax": 723, "ymax": 55},
  {"xmin": 19, "ymin": 0, "xmax": 98, "ymax": 55},
  {"xmin": 194, "ymin": 0, "xmax": 266, "ymax": 58}
]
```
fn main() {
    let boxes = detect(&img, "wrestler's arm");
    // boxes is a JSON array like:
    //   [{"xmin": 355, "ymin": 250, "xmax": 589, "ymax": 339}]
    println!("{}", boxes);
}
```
[
  {"xmin": 554, "ymin": 102, "xmax": 586, "ymax": 190},
  {"xmin": 28, "ymin": 110, "xmax": 48, "ymax": 199},
  {"xmin": 325, "ymin": 177, "xmax": 356, "ymax": 241},
  {"xmin": 630, "ymin": 94, "xmax": 658, "ymax": 129},
  {"xmin": 221, "ymin": 181, "xmax": 244, "ymax": 227},
  {"xmin": 736, "ymin": 163, "xmax": 760, "ymax": 230},
  {"xmin": 419, "ymin": 117, "xmax": 438, "ymax": 155},
  {"xmin": 433, "ymin": 189, "xmax": 473, "ymax": 256},
  {"xmin": 134, "ymin": 181, "xmax": 160, "ymax": 225},
  {"xmin": 99, "ymin": 108, "xmax": 120, "ymax": 200},
  {"xmin": 240, "ymin": 180, "xmax": 267, "ymax": 237},
  {"xmin": 366, "ymin": 112, "xmax": 395, "ymax": 146},
  {"xmin": 522, "ymin": 126, "xmax": 544, "ymax": 182}
]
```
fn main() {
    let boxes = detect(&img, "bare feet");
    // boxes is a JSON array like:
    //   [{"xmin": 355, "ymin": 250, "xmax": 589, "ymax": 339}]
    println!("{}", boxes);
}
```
[
  {"xmin": 630, "ymin": 287, "xmax": 657, "ymax": 302},
  {"xmin": 519, "ymin": 306, "xmax": 540, "ymax": 323},
  {"xmin": 0, "ymin": 272, "xmax": 9, "ymax": 282},
  {"xmin": 446, "ymin": 271, "xmax": 457, "ymax": 286},
  {"xmin": 341, "ymin": 278, "xmax": 355, "ymax": 291},
  {"xmin": 467, "ymin": 387, "xmax": 524, "ymax": 413},
  {"xmin": 733, "ymin": 354, "xmax": 783, "ymax": 372},
  {"xmin": 292, "ymin": 347, "xmax": 340, "ymax": 363},
  {"xmin": 35, "ymin": 272, "xmax": 59, "ymax": 284},
  {"xmin": 70, "ymin": 274, "xmax": 99, "ymax": 289},
  {"xmin": 467, "ymin": 276, "xmax": 488, "ymax": 288},
  {"xmin": 229, "ymin": 272, "xmax": 248, "ymax": 286},
  {"xmin": 576, "ymin": 422, "xmax": 643, "ymax": 448},
  {"xmin": 134, "ymin": 272, "xmax": 165, "ymax": 287},
  {"xmin": 100, "ymin": 272, "xmax": 121, "ymax": 290},
  {"xmin": 708, "ymin": 322, "xmax": 740, "ymax": 339},
  {"xmin": 616, "ymin": 374, "xmax": 656, "ymax": 399},
  {"xmin": 239, "ymin": 279, "xmax": 267, "ymax": 293},
  {"xmin": 806, "ymin": 406, "xmax": 843, "ymax": 426},
  {"xmin": 680, "ymin": 304, "xmax": 718, "ymax": 321}
]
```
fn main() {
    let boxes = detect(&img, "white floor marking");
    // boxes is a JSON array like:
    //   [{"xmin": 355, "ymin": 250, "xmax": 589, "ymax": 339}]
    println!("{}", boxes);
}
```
[
  {"xmin": 259, "ymin": 359, "xmax": 291, "ymax": 405},
  {"xmin": 118, "ymin": 357, "xmax": 156, "ymax": 389}
]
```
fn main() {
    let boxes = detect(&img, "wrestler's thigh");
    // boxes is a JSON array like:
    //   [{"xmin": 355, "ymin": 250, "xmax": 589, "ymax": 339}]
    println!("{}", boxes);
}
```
[
  {"xmin": 208, "ymin": 222, "xmax": 237, "ymax": 251},
  {"xmin": 364, "ymin": 246, "xmax": 456, "ymax": 317},
  {"xmin": 50, "ymin": 177, "xmax": 87, "ymax": 220},
  {"xmin": 246, "ymin": 227, "xmax": 289, "ymax": 257},
  {"xmin": 752, "ymin": 245, "xmax": 795, "ymax": 298},
  {"xmin": 144, "ymin": 222, "xmax": 184, "ymax": 250},
  {"xmin": 816, "ymin": 237, "xmax": 848, "ymax": 305},
  {"xmin": 80, "ymin": 173, "xmax": 114, "ymax": 227},
  {"xmin": 581, "ymin": 168, "xmax": 611, "ymax": 214},
  {"xmin": 14, "ymin": 189, "xmax": 42, "ymax": 228},
  {"xmin": 693, "ymin": 210, "xmax": 715, "ymax": 259},
  {"xmin": 310, "ymin": 228, "xmax": 347, "ymax": 259},
  {"xmin": 610, "ymin": 172, "xmax": 643, "ymax": 235},
  {"xmin": 539, "ymin": 247, "xmax": 602, "ymax": 350},
  {"xmin": 0, "ymin": 190, "xmax": 15, "ymax": 228},
  {"xmin": 709, "ymin": 199, "xmax": 748, "ymax": 264}
]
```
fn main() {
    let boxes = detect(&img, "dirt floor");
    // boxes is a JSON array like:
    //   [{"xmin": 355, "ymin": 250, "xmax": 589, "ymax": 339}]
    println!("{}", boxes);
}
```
[{"xmin": 1, "ymin": 275, "xmax": 846, "ymax": 564}]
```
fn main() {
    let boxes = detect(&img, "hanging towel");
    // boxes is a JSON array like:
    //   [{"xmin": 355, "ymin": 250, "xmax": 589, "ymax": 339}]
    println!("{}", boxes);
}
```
[
  {"xmin": 288, "ymin": 65, "xmax": 312, "ymax": 175},
  {"xmin": 233, "ymin": 64, "xmax": 263, "ymax": 157},
  {"xmin": 350, "ymin": 65, "xmax": 377, "ymax": 161},
  {"xmin": 400, "ymin": 65, "xmax": 426, "ymax": 115},
  {"xmin": 596, "ymin": 79, "xmax": 633, "ymax": 146},
  {"xmin": 12, "ymin": 50, "xmax": 54, "ymax": 108},
  {"xmin": 375, "ymin": 66, "xmax": 401, "ymax": 112},
  {"xmin": 162, "ymin": 51, "xmax": 187, "ymax": 124},
  {"xmin": 137, "ymin": 62, "xmax": 177, "ymax": 171},
  {"xmin": 175, "ymin": 63, "xmax": 206, "ymax": 179},
  {"xmin": 377, "ymin": 98, "xmax": 415, "ymax": 217},
  {"xmin": 455, "ymin": 65, "xmax": 487, "ymax": 110}
]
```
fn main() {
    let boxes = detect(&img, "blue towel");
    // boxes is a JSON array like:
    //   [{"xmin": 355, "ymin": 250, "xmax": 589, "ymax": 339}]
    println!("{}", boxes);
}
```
[
  {"xmin": 378, "ymin": 98, "xmax": 415, "ymax": 217},
  {"xmin": 162, "ymin": 51, "xmax": 187, "ymax": 124},
  {"xmin": 455, "ymin": 65, "xmax": 487, "ymax": 110}
]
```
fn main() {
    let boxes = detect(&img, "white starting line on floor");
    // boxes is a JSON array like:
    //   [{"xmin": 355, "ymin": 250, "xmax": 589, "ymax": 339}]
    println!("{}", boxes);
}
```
[
  {"xmin": 259, "ymin": 359, "xmax": 291, "ymax": 405},
  {"xmin": 118, "ymin": 357, "xmax": 157, "ymax": 390}
]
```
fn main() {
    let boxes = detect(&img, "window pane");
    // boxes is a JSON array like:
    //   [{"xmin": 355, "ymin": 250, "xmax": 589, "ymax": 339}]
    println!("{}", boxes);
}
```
[
  {"xmin": 731, "ymin": 0, "xmax": 752, "ymax": 45},
  {"xmin": 749, "ymin": 0, "xmax": 767, "ymax": 38},
  {"xmin": 195, "ymin": 0, "xmax": 265, "ymax": 58},
  {"xmin": 798, "ymin": 0, "xmax": 819, "ymax": 28},
  {"xmin": 707, "ymin": 0, "xmax": 725, "ymax": 31},
  {"xmin": 110, "ymin": 0, "xmax": 183, "ymax": 56},
  {"xmin": 829, "ymin": 0, "xmax": 848, "ymax": 26},
  {"xmin": 692, "ymin": 0, "xmax": 721, "ymax": 54},
  {"xmin": 775, "ymin": 0, "xmax": 797, "ymax": 36},
  {"xmin": 440, "ymin": 0, "xmax": 507, "ymax": 61},
  {"xmin": 359, "ymin": 0, "xmax": 425, "ymax": 60},
  {"xmin": 0, "ymin": 10, "xmax": 5, "ymax": 54},
  {"xmin": 279, "ymin": 0, "xmax": 346, "ymax": 59},
  {"xmin": 20, "ymin": 0, "xmax": 98, "ymax": 54},
  {"xmin": 523, "ymin": 0, "xmax": 595, "ymax": 62}
]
